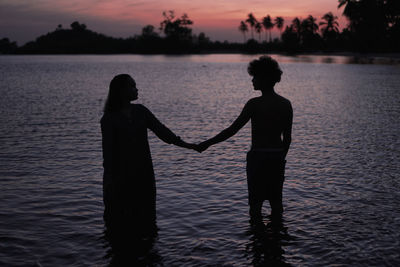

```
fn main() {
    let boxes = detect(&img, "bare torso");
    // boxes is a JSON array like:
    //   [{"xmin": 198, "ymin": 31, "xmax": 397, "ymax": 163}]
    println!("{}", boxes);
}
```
[
  {"xmin": 249, "ymin": 94, "xmax": 292, "ymax": 149},
  {"xmin": 202, "ymin": 91, "xmax": 292, "ymax": 156}
]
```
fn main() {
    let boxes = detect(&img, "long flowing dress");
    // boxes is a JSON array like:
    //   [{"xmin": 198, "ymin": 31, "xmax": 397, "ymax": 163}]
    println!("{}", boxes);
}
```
[{"xmin": 101, "ymin": 104, "xmax": 180, "ymax": 228}]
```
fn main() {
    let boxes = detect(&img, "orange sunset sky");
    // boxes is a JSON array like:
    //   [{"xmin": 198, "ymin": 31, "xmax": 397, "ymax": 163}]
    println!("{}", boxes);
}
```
[{"xmin": 0, "ymin": 0, "xmax": 347, "ymax": 45}]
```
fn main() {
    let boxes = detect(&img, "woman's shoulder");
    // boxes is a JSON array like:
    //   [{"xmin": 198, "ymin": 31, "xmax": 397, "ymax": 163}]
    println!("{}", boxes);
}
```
[
  {"xmin": 247, "ymin": 97, "xmax": 259, "ymax": 104},
  {"xmin": 100, "ymin": 112, "xmax": 116, "ymax": 129},
  {"xmin": 131, "ymin": 103, "xmax": 150, "ymax": 114},
  {"xmin": 131, "ymin": 104, "xmax": 156, "ymax": 122}
]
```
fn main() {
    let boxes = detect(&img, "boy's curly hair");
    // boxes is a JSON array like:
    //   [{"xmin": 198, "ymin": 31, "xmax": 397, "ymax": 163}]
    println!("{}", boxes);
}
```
[{"xmin": 247, "ymin": 56, "xmax": 282, "ymax": 83}]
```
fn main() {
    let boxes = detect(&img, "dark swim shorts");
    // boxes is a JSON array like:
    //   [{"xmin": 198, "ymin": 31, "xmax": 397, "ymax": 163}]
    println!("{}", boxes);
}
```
[{"xmin": 246, "ymin": 149, "xmax": 286, "ymax": 204}]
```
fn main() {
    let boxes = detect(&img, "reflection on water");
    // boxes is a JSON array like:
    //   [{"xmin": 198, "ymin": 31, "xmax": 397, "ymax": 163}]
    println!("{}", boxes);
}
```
[
  {"xmin": 245, "ymin": 217, "xmax": 294, "ymax": 266},
  {"xmin": 103, "ymin": 206, "xmax": 161, "ymax": 266},
  {"xmin": 103, "ymin": 221, "xmax": 161, "ymax": 266},
  {"xmin": 277, "ymin": 54, "xmax": 400, "ymax": 65},
  {"xmin": 2, "ymin": 53, "xmax": 399, "ymax": 65},
  {"xmin": 0, "ymin": 54, "xmax": 399, "ymax": 266},
  {"xmin": 152, "ymin": 53, "xmax": 400, "ymax": 65}
]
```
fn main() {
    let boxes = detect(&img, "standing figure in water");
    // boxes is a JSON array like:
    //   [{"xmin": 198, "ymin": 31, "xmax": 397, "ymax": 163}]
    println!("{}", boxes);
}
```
[
  {"xmin": 196, "ymin": 56, "xmax": 293, "ymax": 224},
  {"xmin": 101, "ymin": 74, "xmax": 195, "ymax": 235}
]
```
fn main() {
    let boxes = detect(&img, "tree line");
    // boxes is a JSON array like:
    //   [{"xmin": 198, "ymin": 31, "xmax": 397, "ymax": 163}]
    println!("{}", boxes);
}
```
[
  {"xmin": 237, "ymin": 12, "xmax": 344, "ymax": 52},
  {"xmin": 0, "ymin": 11, "xmax": 223, "ymax": 54},
  {"xmin": 238, "ymin": 0, "xmax": 399, "ymax": 52},
  {"xmin": 0, "ymin": 0, "xmax": 399, "ymax": 54}
]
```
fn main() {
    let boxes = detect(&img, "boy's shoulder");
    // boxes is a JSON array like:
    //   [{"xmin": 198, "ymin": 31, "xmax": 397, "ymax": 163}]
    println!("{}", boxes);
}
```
[
  {"xmin": 274, "ymin": 94, "xmax": 292, "ymax": 108},
  {"xmin": 248, "ymin": 95, "xmax": 291, "ymax": 105}
]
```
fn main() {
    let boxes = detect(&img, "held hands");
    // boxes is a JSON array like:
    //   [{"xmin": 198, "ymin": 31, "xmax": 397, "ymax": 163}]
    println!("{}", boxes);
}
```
[
  {"xmin": 181, "ymin": 141, "xmax": 210, "ymax": 153},
  {"xmin": 193, "ymin": 141, "xmax": 210, "ymax": 153},
  {"xmin": 175, "ymin": 137, "xmax": 210, "ymax": 153}
]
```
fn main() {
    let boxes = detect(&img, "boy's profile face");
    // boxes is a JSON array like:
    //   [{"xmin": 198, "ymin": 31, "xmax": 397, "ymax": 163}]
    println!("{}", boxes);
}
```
[{"xmin": 252, "ymin": 75, "xmax": 271, "ymax": 91}]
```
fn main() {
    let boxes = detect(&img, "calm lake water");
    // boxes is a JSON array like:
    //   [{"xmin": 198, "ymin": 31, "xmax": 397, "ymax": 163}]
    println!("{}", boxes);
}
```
[{"xmin": 0, "ymin": 54, "xmax": 399, "ymax": 266}]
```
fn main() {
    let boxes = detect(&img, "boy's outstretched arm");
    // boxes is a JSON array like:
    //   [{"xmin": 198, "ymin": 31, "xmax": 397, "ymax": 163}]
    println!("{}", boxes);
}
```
[{"xmin": 195, "ymin": 101, "xmax": 252, "ymax": 153}]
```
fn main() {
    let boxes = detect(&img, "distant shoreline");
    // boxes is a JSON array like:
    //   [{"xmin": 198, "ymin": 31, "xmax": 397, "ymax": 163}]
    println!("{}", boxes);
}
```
[{"xmin": 2, "ymin": 51, "xmax": 400, "ymax": 59}]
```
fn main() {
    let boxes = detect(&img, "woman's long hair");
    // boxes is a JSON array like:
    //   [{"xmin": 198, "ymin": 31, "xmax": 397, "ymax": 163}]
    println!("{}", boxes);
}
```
[{"xmin": 104, "ymin": 74, "xmax": 132, "ymax": 113}]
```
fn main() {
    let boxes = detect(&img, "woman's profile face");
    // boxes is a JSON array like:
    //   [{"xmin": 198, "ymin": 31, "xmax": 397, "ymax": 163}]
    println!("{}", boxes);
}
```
[{"xmin": 126, "ymin": 77, "xmax": 138, "ymax": 101}]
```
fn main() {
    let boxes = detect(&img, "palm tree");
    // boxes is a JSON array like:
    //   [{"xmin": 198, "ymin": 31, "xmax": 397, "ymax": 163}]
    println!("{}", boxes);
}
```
[
  {"xmin": 302, "ymin": 15, "xmax": 319, "ymax": 34},
  {"xmin": 338, "ymin": 0, "xmax": 359, "ymax": 32},
  {"xmin": 246, "ymin": 13, "xmax": 257, "ymax": 40},
  {"xmin": 338, "ymin": 0, "xmax": 355, "ymax": 18},
  {"xmin": 238, "ymin": 21, "xmax": 249, "ymax": 42},
  {"xmin": 255, "ymin": 22, "xmax": 263, "ymax": 42},
  {"xmin": 292, "ymin": 17, "xmax": 302, "ymax": 34},
  {"xmin": 319, "ymin": 12, "xmax": 339, "ymax": 47},
  {"xmin": 300, "ymin": 15, "xmax": 319, "ymax": 49},
  {"xmin": 319, "ymin": 12, "xmax": 339, "ymax": 37},
  {"xmin": 274, "ymin": 17, "xmax": 285, "ymax": 40},
  {"xmin": 262, "ymin": 15, "xmax": 274, "ymax": 42}
]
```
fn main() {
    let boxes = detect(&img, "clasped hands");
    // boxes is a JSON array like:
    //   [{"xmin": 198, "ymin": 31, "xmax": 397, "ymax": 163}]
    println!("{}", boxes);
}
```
[
  {"xmin": 176, "ymin": 138, "xmax": 210, "ymax": 153},
  {"xmin": 191, "ymin": 142, "xmax": 209, "ymax": 153}
]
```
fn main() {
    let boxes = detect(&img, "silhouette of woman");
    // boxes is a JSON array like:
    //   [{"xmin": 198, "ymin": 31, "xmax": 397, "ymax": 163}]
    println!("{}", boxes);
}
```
[
  {"xmin": 196, "ymin": 56, "xmax": 293, "ymax": 224},
  {"xmin": 101, "ymin": 74, "xmax": 194, "ymax": 234}
]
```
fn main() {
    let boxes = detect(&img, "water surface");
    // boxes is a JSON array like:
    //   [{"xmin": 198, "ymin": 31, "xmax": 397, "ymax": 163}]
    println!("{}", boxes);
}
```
[{"xmin": 0, "ymin": 54, "xmax": 399, "ymax": 266}]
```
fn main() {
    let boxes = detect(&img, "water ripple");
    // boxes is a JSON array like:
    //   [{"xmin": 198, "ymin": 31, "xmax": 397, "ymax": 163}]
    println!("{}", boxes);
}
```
[{"xmin": 0, "ymin": 55, "xmax": 399, "ymax": 266}]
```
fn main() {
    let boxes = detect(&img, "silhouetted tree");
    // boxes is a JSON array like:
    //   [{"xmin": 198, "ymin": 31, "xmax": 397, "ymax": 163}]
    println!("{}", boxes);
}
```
[
  {"xmin": 274, "ymin": 17, "xmax": 285, "ymax": 40},
  {"xmin": 386, "ymin": 0, "xmax": 400, "ymax": 49},
  {"xmin": 197, "ymin": 32, "xmax": 210, "ymax": 43},
  {"xmin": 338, "ymin": 0, "xmax": 388, "ymax": 51},
  {"xmin": 135, "ymin": 25, "xmax": 162, "ymax": 53},
  {"xmin": 141, "ymin": 25, "xmax": 159, "ymax": 38},
  {"xmin": 262, "ymin": 15, "xmax": 274, "ymax": 42},
  {"xmin": 0, "ymin": 38, "xmax": 17, "ymax": 53},
  {"xmin": 246, "ymin": 13, "xmax": 257, "ymax": 39},
  {"xmin": 320, "ymin": 12, "xmax": 339, "ymax": 48},
  {"xmin": 70, "ymin": 21, "xmax": 87, "ymax": 31},
  {"xmin": 159, "ymin": 10, "xmax": 194, "ymax": 53},
  {"xmin": 9, "ymin": 5, "xmax": 400, "ymax": 55},
  {"xmin": 18, "ymin": 22, "xmax": 129, "ymax": 54},
  {"xmin": 194, "ymin": 32, "xmax": 211, "ymax": 50},
  {"xmin": 282, "ymin": 25, "xmax": 300, "ymax": 52},
  {"xmin": 338, "ymin": 0, "xmax": 358, "ymax": 29},
  {"xmin": 238, "ymin": 21, "xmax": 249, "ymax": 42},
  {"xmin": 320, "ymin": 12, "xmax": 339, "ymax": 36},
  {"xmin": 302, "ymin": 15, "xmax": 319, "ymax": 34},
  {"xmin": 160, "ymin": 10, "xmax": 193, "ymax": 41},
  {"xmin": 292, "ymin": 17, "xmax": 302, "ymax": 35},
  {"xmin": 243, "ymin": 38, "xmax": 262, "ymax": 53},
  {"xmin": 255, "ymin": 22, "xmax": 263, "ymax": 42},
  {"xmin": 300, "ymin": 15, "xmax": 321, "ymax": 50}
]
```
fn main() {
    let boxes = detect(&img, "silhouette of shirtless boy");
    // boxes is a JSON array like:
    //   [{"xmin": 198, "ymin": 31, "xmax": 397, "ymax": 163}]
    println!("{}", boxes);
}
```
[{"xmin": 197, "ymin": 56, "xmax": 293, "ymax": 223}]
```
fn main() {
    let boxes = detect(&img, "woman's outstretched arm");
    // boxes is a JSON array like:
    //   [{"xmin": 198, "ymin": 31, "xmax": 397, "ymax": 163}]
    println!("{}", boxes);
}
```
[
  {"xmin": 174, "ymin": 137, "xmax": 197, "ymax": 150},
  {"xmin": 143, "ymin": 105, "xmax": 196, "ymax": 150},
  {"xmin": 196, "ymin": 101, "xmax": 252, "ymax": 152}
]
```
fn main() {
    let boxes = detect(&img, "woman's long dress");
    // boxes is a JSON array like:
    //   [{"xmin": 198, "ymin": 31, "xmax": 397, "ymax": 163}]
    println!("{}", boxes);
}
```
[{"xmin": 101, "ymin": 104, "xmax": 179, "ymax": 228}]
